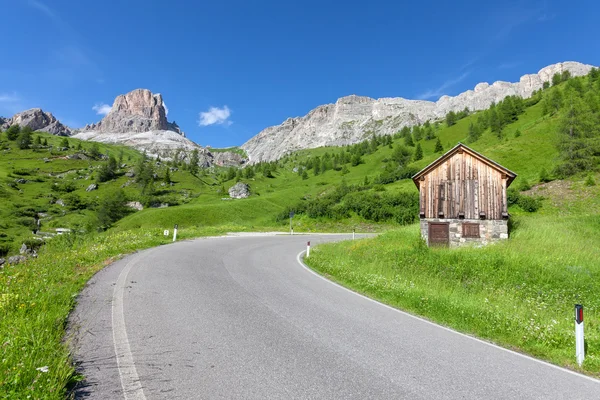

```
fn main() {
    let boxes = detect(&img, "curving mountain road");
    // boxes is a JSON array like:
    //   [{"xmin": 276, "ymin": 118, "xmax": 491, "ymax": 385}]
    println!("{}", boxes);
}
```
[{"xmin": 69, "ymin": 234, "xmax": 600, "ymax": 399}]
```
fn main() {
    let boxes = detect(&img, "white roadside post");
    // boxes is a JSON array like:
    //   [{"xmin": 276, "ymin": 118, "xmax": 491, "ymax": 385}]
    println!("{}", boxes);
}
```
[
  {"xmin": 306, "ymin": 241, "xmax": 310, "ymax": 257},
  {"xmin": 173, "ymin": 224, "xmax": 178, "ymax": 242},
  {"xmin": 575, "ymin": 304, "xmax": 585, "ymax": 366},
  {"xmin": 164, "ymin": 229, "xmax": 169, "ymax": 237},
  {"xmin": 289, "ymin": 211, "xmax": 294, "ymax": 235}
]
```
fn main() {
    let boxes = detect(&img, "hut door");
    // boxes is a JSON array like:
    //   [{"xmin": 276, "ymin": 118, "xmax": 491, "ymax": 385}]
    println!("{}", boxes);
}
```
[{"xmin": 428, "ymin": 222, "xmax": 449, "ymax": 247}]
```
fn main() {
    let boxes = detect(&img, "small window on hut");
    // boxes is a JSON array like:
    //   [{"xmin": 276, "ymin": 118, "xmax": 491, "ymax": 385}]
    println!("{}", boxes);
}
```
[{"xmin": 462, "ymin": 223, "xmax": 480, "ymax": 238}]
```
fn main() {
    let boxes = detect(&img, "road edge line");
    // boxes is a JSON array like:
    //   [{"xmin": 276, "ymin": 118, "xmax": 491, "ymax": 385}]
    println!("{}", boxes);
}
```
[
  {"xmin": 295, "ymin": 250, "xmax": 600, "ymax": 384},
  {"xmin": 112, "ymin": 254, "xmax": 149, "ymax": 400}
]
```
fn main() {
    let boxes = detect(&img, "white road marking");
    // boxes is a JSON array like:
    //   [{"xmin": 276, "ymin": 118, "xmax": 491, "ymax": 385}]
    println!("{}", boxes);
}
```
[
  {"xmin": 295, "ymin": 250, "xmax": 600, "ymax": 384},
  {"xmin": 112, "ymin": 254, "xmax": 148, "ymax": 400}
]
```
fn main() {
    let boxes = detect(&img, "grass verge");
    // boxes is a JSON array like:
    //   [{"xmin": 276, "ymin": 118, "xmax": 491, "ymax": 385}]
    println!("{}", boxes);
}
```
[{"xmin": 304, "ymin": 214, "xmax": 600, "ymax": 376}]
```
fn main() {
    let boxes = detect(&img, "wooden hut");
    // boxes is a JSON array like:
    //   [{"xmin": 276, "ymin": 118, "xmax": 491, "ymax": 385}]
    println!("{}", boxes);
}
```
[{"xmin": 412, "ymin": 143, "xmax": 517, "ymax": 247}]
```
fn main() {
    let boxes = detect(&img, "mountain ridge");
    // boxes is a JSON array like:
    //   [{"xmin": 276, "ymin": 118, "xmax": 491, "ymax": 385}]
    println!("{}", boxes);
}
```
[{"xmin": 241, "ymin": 61, "xmax": 595, "ymax": 163}]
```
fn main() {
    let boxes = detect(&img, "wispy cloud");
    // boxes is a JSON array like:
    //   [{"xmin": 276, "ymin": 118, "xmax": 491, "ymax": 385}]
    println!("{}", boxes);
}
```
[
  {"xmin": 92, "ymin": 103, "xmax": 112, "ymax": 115},
  {"xmin": 417, "ymin": 71, "xmax": 471, "ymax": 100},
  {"xmin": 0, "ymin": 92, "xmax": 20, "ymax": 103},
  {"xmin": 198, "ymin": 106, "xmax": 232, "ymax": 127},
  {"xmin": 28, "ymin": 0, "xmax": 57, "ymax": 20},
  {"xmin": 498, "ymin": 61, "xmax": 521, "ymax": 70},
  {"xmin": 163, "ymin": 101, "xmax": 169, "ymax": 116},
  {"xmin": 493, "ymin": 2, "xmax": 554, "ymax": 41}
]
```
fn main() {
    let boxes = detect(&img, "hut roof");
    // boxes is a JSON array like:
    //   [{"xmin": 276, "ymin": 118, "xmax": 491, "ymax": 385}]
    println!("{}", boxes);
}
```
[{"xmin": 412, "ymin": 143, "xmax": 517, "ymax": 188}]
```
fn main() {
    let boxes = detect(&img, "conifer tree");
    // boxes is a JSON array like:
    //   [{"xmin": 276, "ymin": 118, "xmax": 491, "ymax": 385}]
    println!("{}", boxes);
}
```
[{"xmin": 413, "ymin": 143, "xmax": 423, "ymax": 161}]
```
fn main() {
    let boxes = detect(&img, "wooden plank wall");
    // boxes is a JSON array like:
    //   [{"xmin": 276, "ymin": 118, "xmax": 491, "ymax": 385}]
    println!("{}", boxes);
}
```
[{"xmin": 420, "ymin": 152, "xmax": 506, "ymax": 219}]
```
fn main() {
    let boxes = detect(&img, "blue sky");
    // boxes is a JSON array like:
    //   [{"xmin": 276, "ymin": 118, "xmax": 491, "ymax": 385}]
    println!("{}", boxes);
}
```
[{"xmin": 1, "ymin": 0, "xmax": 599, "ymax": 147}]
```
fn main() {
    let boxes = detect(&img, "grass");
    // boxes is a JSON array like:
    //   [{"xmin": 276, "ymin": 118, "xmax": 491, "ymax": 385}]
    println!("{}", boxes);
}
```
[
  {"xmin": 305, "ymin": 181, "xmax": 600, "ymax": 375},
  {"xmin": 208, "ymin": 146, "xmax": 248, "ymax": 157}
]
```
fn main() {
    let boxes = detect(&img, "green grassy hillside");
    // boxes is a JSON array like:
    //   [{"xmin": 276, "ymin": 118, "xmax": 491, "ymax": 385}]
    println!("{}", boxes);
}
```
[{"xmin": 1, "ymin": 69, "xmax": 600, "ymax": 396}]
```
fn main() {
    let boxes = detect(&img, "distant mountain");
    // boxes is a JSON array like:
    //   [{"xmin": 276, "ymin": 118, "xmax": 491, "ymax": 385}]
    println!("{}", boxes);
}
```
[
  {"xmin": 241, "ymin": 61, "xmax": 595, "ymax": 163},
  {"xmin": 73, "ymin": 89, "xmax": 245, "ymax": 166},
  {"xmin": 2, "ymin": 108, "xmax": 72, "ymax": 136}
]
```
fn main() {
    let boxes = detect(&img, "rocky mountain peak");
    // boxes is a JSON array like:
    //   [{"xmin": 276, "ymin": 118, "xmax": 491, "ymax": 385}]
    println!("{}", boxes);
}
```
[
  {"xmin": 84, "ymin": 89, "xmax": 173, "ymax": 134},
  {"xmin": 8, "ymin": 108, "xmax": 71, "ymax": 136}
]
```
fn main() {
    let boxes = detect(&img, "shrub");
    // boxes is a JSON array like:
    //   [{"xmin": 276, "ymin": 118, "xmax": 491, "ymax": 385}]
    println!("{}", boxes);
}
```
[
  {"xmin": 52, "ymin": 181, "xmax": 77, "ymax": 193},
  {"xmin": 0, "ymin": 243, "xmax": 11, "ymax": 257},
  {"xmin": 16, "ymin": 217, "xmax": 37, "ymax": 231},
  {"xmin": 539, "ymin": 168, "xmax": 552, "ymax": 183},
  {"xmin": 507, "ymin": 188, "xmax": 521, "ymax": 206},
  {"xmin": 518, "ymin": 195, "xmax": 542, "ymax": 212},
  {"xmin": 517, "ymin": 178, "xmax": 531, "ymax": 191},
  {"xmin": 584, "ymin": 174, "xmax": 596, "ymax": 186}
]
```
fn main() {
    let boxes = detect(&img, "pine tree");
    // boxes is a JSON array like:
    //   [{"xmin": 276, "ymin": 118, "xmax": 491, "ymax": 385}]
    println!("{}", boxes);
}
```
[
  {"xmin": 445, "ymin": 111, "xmax": 457, "ymax": 127},
  {"xmin": 404, "ymin": 134, "xmax": 414, "ymax": 147},
  {"xmin": 413, "ymin": 143, "xmax": 423, "ymax": 161},
  {"xmin": 434, "ymin": 137, "xmax": 443, "ymax": 153},
  {"xmin": 17, "ymin": 130, "xmax": 32, "ymax": 150},
  {"xmin": 164, "ymin": 168, "xmax": 172, "ymax": 184},
  {"xmin": 189, "ymin": 149, "xmax": 200, "ymax": 175}
]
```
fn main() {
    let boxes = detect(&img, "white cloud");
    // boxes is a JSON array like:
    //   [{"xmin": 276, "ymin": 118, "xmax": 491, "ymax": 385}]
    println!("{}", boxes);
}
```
[
  {"xmin": 163, "ymin": 101, "xmax": 169, "ymax": 116},
  {"xmin": 198, "ymin": 106, "xmax": 232, "ymax": 127},
  {"xmin": 417, "ymin": 71, "xmax": 471, "ymax": 100},
  {"xmin": 92, "ymin": 103, "xmax": 112, "ymax": 115}
]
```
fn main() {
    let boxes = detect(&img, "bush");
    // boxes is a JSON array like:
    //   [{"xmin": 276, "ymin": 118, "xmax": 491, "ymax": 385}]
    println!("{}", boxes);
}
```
[
  {"xmin": 517, "ymin": 178, "xmax": 531, "ymax": 191},
  {"xmin": 16, "ymin": 217, "xmax": 37, "ymax": 231},
  {"xmin": 539, "ymin": 168, "xmax": 552, "ymax": 183},
  {"xmin": 95, "ymin": 189, "xmax": 129, "ymax": 230},
  {"xmin": 518, "ymin": 195, "xmax": 542, "ymax": 212},
  {"xmin": 0, "ymin": 243, "xmax": 12, "ymax": 257},
  {"xmin": 5, "ymin": 125, "xmax": 20, "ymax": 140},
  {"xmin": 507, "ymin": 188, "xmax": 521, "ymax": 206},
  {"xmin": 52, "ymin": 181, "xmax": 77, "ymax": 193},
  {"xmin": 63, "ymin": 193, "xmax": 88, "ymax": 210},
  {"xmin": 584, "ymin": 174, "xmax": 596, "ymax": 186}
]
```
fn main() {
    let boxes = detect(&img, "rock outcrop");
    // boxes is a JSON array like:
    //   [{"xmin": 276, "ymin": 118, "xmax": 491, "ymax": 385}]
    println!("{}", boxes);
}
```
[
  {"xmin": 6, "ymin": 109, "xmax": 72, "ymax": 136},
  {"xmin": 229, "ymin": 182, "xmax": 250, "ymax": 199},
  {"xmin": 242, "ymin": 61, "xmax": 595, "ymax": 162}
]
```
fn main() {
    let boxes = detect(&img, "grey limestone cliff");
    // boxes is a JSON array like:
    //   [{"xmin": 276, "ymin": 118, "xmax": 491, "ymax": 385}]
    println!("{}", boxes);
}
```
[{"xmin": 242, "ymin": 61, "xmax": 594, "ymax": 162}]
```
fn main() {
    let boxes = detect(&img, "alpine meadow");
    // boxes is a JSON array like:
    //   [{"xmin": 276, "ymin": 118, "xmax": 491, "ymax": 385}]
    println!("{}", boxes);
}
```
[{"xmin": 2, "ymin": 66, "xmax": 600, "ymax": 398}]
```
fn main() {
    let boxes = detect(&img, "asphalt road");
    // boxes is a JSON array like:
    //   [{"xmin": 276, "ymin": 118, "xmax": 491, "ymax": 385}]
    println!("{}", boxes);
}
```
[{"xmin": 69, "ymin": 234, "xmax": 600, "ymax": 399}]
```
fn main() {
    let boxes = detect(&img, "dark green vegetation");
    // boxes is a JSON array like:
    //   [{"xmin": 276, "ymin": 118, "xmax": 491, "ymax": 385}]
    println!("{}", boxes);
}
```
[{"xmin": 1, "ymin": 69, "xmax": 600, "ymax": 396}]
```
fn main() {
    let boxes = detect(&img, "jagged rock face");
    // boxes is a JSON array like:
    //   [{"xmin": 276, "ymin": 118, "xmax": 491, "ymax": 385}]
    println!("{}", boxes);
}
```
[
  {"xmin": 84, "ymin": 89, "xmax": 169, "ymax": 133},
  {"xmin": 211, "ymin": 151, "xmax": 247, "ymax": 167},
  {"xmin": 242, "ymin": 61, "xmax": 595, "ymax": 162},
  {"xmin": 8, "ymin": 108, "xmax": 72, "ymax": 136},
  {"xmin": 0, "ymin": 117, "xmax": 9, "ymax": 131}
]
